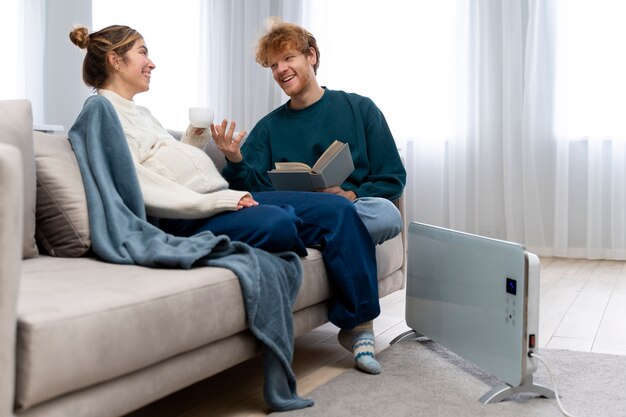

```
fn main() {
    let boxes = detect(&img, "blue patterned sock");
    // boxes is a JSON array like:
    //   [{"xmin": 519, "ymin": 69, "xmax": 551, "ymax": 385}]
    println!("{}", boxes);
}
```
[{"xmin": 338, "ymin": 322, "xmax": 381, "ymax": 374}]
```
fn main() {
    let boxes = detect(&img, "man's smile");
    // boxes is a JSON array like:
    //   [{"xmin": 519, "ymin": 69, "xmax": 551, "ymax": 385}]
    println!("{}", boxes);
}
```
[{"xmin": 281, "ymin": 74, "xmax": 295, "ymax": 83}]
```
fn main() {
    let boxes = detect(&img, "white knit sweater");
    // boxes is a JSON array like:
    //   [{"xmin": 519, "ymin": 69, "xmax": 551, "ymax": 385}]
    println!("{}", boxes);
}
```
[{"xmin": 98, "ymin": 89, "xmax": 248, "ymax": 219}]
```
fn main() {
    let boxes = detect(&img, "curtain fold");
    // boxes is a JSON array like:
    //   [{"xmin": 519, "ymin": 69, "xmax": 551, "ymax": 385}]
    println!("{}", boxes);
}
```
[
  {"xmin": 25, "ymin": 0, "xmax": 46, "ymax": 124},
  {"xmin": 548, "ymin": 1, "xmax": 626, "ymax": 259},
  {"xmin": 517, "ymin": 0, "xmax": 555, "ymax": 254},
  {"xmin": 409, "ymin": 0, "xmax": 626, "ymax": 259}
]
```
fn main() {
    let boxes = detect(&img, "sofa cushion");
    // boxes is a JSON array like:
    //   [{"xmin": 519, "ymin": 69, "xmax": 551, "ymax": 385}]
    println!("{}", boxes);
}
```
[
  {"xmin": 16, "ymin": 250, "xmax": 331, "ymax": 410},
  {"xmin": 0, "ymin": 100, "xmax": 38, "ymax": 258},
  {"xmin": 33, "ymin": 132, "xmax": 91, "ymax": 257},
  {"xmin": 16, "ymin": 257, "xmax": 246, "ymax": 409}
]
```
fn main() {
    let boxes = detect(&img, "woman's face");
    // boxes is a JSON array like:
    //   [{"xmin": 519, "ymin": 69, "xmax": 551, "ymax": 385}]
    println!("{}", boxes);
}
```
[{"xmin": 115, "ymin": 39, "xmax": 155, "ymax": 98}]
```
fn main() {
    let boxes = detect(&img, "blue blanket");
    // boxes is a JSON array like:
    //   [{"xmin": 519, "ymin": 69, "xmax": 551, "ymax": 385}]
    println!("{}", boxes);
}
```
[{"xmin": 68, "ymin": 95, "xmax": 313, "ymax": 411}]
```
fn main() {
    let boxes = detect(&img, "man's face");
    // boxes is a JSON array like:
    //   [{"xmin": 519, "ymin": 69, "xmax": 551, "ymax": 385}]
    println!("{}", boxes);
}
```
[{"xmin": 268, "ymin": 47, "xmax": 317, "ymax": 98}]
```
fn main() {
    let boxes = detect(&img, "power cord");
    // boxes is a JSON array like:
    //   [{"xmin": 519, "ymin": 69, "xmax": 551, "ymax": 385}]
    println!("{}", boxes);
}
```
[{"xmin": 529, "ymin": 352, "xmax": 579, "ymax": 417}]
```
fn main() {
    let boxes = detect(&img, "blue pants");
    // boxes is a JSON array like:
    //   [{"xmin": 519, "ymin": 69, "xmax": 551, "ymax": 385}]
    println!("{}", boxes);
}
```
[{"xmin": 159, "ymin": 191, "xmax": 380, "ymax": 329}]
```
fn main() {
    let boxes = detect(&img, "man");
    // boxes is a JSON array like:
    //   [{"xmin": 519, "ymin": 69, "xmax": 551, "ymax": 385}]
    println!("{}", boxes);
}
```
[
  {"xmin": 216, "ymin": 17, "xmax": 406, "ymax": 246},
  {"xmin": 213, "ymin": 18, "xmax": 407, "ymax": 374}
]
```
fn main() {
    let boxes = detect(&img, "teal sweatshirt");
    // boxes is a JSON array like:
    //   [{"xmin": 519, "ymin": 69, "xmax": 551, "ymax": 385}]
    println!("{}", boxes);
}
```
[{"xmin": 222, "ymin": 88, "xmax": 406, "ymax": 200}]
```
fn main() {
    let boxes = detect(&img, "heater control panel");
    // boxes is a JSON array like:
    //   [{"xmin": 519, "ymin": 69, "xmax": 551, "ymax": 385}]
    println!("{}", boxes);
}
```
[{"xmin": 505, "ymin": 277, "xmax": 517, "ymax": 326}]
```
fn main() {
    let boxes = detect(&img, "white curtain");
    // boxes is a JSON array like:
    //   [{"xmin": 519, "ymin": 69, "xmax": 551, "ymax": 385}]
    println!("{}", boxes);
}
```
[
  {"xmin": 448, "ymin": 0, "xmax": 554, "ymax": 254},
  {"xmin": 1, "ymin": 0, "xmax": 45, "ymax": 123},
  {"xmin": 550, "ymin": 0, "xmax": 626, "ymax": 259},
  {"xmin": 437, "ymin": 0, "xmax": 626, "ymax": 259}
]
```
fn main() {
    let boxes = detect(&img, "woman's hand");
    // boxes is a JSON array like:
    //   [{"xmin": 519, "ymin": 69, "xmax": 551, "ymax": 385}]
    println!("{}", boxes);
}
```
[
  {"xmin": 181, "ymin": 125, "xmax": 211, "ymax": 149},
  {"xmin": 237, "ymin": 194, "xmax": 259, "ymax": 210},
  {"xmin": 211, "ymin": 119, "xmax": 246, "ymax": 163}
]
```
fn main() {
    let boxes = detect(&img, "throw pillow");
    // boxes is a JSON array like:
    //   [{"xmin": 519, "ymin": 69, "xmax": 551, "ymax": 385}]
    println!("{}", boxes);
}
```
[{"xmin": 33, "ymin": 131, "xmax": 91, "ymax": 257}]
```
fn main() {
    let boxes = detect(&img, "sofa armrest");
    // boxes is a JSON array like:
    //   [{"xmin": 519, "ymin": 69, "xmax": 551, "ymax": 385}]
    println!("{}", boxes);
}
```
[
  {"xmin": 394, "ymin": 190, "xmax": 408, "ymax": 280},
  {"xmin": 395, "ymin": 154, "xmax": 408, "ymax": 279},
  {"xmin": 0, "ymin": 143, "xmax": 23, "ymax": 417}
]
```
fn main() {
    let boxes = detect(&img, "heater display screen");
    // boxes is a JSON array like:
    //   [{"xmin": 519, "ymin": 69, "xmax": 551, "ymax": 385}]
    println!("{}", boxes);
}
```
[{"xmin": 506, "ymin": 278, "xmax": 517, "ymax": 295}]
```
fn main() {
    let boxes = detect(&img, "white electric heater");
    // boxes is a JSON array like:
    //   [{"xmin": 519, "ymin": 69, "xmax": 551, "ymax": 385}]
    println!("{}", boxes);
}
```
[{"xmin": 401, "ymin": 222, "xmax": 555, "ymax": 403}]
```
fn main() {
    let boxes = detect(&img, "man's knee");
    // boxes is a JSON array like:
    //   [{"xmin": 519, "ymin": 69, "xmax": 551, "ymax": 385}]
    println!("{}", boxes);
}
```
[{"xmin": 354, "ymin": 197, "xmax": 402, "ymax": 245}]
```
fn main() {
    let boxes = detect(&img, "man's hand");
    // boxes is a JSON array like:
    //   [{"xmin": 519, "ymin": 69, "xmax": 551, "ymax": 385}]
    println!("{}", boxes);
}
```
[
  {"xmin": 237, "ymin": 195, "xmax": 259, "ymax": 210},
  {"xmin": 317, "ymin": 186, "xmax": 357, "ymax": 201},
  {"xmin": 211, "ymin": 119, "xmax": 246, "ymax": 163}
]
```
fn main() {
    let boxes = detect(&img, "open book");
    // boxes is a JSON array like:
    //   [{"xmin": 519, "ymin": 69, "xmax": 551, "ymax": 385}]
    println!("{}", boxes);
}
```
[{"xmin": 268, "ymin": 140, "xmax": 355, "ymax": 191}]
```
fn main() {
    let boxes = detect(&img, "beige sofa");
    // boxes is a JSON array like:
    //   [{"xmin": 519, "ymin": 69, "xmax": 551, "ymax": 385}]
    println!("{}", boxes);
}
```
[{"xmin": 0, "ymin": 99, "xmax": 406, "ymax": 417}]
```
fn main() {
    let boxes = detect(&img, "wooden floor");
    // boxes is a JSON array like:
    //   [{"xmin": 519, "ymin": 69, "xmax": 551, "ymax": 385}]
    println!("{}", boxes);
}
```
[{"xmin": 126, "ymin": 257, "xmax": 626, "ymax": 417}]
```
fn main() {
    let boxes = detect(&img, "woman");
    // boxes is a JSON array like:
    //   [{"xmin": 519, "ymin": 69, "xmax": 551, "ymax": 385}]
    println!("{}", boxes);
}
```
[{"xmin": 69, "ymin": 24, "xmax": 382, "ymax": 376}]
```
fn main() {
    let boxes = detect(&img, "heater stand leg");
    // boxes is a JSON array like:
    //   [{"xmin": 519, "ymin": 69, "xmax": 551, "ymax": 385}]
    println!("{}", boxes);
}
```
[
  {"xmin": 479, "ymin": 374, "xmax": 555, "ymax": 404},
  {"xmin": 389, "ymin": 330, "xmax": 427, "ymax": 345}
]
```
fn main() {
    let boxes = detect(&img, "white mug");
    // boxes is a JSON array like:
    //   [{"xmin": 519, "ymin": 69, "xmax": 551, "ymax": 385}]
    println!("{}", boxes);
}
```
[{"xmin": 189, "ymin": 107, "xmax": 214, "ymax": 129}]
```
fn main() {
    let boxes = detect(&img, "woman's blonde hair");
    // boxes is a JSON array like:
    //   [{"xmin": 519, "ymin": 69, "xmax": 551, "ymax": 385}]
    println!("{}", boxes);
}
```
[
  {"xmin": 69, "ymin": 24, "xmax": 142, "ymax": 89},
  {"xmin": 255, "ymin": 17, "xmax": 320, "ymax": 74}
]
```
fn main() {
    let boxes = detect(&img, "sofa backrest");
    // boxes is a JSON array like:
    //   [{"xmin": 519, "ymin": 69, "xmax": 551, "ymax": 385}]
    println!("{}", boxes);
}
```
[{"xmin": 0, "ymin": 100, "xmax": 38, "ymax": 259}]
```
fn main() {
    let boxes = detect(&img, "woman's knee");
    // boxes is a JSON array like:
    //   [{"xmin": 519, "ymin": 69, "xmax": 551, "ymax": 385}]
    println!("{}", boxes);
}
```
[{"xmin": 250, "ymin": 207, "xmax": 303, "ymax": 252}]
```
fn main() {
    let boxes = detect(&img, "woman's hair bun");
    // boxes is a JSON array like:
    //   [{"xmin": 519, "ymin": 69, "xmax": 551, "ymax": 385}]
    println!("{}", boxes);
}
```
[{"xmin": 69, "ymin": 25, "xmax": 90, "ymax": 49}]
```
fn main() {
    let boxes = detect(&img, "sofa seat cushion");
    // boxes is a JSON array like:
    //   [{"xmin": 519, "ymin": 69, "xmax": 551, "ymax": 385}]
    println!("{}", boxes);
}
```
[{"xmin": 16, "ymin": 250, "xmax": 331, "ymax": 410}]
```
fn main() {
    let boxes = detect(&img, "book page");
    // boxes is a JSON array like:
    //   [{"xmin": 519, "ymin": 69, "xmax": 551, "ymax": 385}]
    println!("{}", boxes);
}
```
[
  {"xmin": 274, "ymin": 162, "xmax": 313, "ymax": 172},
  {"xmin": 312, "ymin": 140, "xmax": 344, "ymax": 172}
]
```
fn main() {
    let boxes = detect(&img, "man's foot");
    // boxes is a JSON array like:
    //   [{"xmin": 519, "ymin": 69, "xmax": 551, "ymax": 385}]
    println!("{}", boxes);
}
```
[{"xmin": 338, "ymin": 322, "xmax": 381, "ymax": 374}]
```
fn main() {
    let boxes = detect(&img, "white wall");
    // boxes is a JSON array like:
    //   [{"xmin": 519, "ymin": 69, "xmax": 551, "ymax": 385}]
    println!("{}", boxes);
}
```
[{"xmin": 44, "ymin": 0, "xmax": 93, "ymax": 133}]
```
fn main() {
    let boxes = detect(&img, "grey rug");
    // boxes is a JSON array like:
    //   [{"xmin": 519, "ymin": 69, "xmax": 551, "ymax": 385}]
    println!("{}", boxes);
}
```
[{"xmin": 274, "ymin": 338, "xmax": 626, "ymax": 417}]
